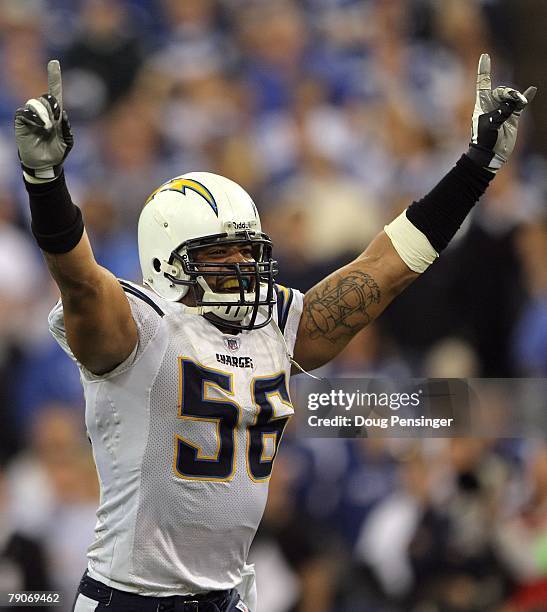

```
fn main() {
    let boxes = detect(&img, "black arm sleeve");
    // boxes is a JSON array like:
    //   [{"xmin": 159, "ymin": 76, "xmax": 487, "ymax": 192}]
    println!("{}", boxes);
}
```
[{"xmin": 406, "ymin": 154, "xmax": 494, "ymax": 253}]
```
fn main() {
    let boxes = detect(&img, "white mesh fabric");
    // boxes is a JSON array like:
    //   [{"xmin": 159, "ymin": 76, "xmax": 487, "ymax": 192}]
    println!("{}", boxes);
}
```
[
  {"xmin": 47, "ymin": 281, "xmax": 304, "ymax": 598},
  {"xmin": 130, "ymin": 314, "xmax": 272, "ymax": 592},
  {"xmin": 272, "ymin": 285, "xmax": 304, "ymax": 357},
  {"xmin": 48, "ymin": 287, "xmax": 162, "ymax": 381},
  {"xmin": 278, "ymin": 288, "xmax": 304, "ymax": 355}
]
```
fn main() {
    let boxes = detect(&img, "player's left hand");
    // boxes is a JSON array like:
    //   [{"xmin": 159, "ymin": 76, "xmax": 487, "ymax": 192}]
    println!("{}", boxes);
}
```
[{"xmin": 467, "ymin": 53, "xmax": 537, "ymax": 173}]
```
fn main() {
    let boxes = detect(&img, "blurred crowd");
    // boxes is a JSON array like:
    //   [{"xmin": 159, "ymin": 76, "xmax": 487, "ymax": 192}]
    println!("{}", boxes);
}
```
[{"xmin": 0, "ymin": 0, "xmax": 545, "ymax": 610}]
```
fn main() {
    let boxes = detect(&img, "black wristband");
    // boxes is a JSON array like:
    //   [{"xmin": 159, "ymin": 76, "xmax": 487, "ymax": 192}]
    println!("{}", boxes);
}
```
[
  {"xmin": 406, "ymin": 154, "xmax": 494, "ymax": 253},
  {"xmin": 25, "ymin": 172, "xmax": 84, "ymax": 254},
  {"xmin": 466, "ymin": 143, "xmax": 495, "ymax": 169}
]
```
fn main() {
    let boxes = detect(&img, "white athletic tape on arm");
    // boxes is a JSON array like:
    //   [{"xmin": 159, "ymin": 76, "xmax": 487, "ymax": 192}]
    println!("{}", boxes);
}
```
[{"xmin": 384, "ymin": 210, "xmax": 439, "ymax": 273}]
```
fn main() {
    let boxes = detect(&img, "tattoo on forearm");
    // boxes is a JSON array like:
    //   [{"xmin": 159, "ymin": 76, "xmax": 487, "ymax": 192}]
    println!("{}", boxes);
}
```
[{"xmin": 304, "ymin": 271, "xmax": 381, "ymax": 343}]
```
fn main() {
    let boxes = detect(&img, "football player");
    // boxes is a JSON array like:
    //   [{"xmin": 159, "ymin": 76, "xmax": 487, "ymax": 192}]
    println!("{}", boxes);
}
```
[{"xmin": 14, "ymin": 56, "xmax": 535, "ymax": 611}]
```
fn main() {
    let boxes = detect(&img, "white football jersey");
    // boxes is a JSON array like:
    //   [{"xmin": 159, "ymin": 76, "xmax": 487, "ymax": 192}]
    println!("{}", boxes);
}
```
[{"xmin": 48, "ymin": 281, "xmax": 303, "ymax": 605}]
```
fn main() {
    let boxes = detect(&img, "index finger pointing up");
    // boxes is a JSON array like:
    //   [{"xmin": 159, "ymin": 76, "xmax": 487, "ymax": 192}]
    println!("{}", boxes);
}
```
[
  {"xmin": 476, "ymin": 53, "xmax": 492, "ymax": 91},
  {"xmin": 47, "ymin": 60, "xmax": 63, "ymax": 110}
]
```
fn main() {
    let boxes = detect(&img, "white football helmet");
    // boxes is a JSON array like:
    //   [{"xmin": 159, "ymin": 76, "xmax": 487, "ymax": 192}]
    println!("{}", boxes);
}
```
[{"xmin": 138, "ymin": 172, "xmax": 277, "ymax": 330}]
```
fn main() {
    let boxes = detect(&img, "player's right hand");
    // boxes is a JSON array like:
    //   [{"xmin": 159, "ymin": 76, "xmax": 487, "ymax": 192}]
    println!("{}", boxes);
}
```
[
  {"xmin": 14, "ymin": 60, "xmax": 73, "ymax": 182},
  {"xmin": 467, "ymin": 53, "xmax": 537, "ymax": 174}
]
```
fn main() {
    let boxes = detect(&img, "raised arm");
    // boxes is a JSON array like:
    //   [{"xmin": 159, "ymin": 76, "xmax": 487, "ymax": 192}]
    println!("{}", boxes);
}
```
[
  {"xmin": 293, "ymin": 232, "xmax": 416, "ymax": 371},
  {"xmin": 293, "ymin": 53, "xmax": 537, "ymax": 372},
  {"xmin": 15, "ymin": 61, "xmax": 137, "ymax": 375}
]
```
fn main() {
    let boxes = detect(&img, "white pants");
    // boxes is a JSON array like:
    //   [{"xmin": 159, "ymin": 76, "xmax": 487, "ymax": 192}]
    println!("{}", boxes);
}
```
[{"xmin": 73, "ymin": 594, "xmax": 99, "ymax": 611}]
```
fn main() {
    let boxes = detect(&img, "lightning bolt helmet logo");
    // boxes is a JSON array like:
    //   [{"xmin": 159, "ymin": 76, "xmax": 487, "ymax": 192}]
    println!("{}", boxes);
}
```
[{"xmin": 145, "ymin": 178, "xmax": 218, "ymax": 216}]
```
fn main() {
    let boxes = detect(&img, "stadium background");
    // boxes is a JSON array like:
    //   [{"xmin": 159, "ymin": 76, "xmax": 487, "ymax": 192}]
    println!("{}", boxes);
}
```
[{"xmin": 0, "ymin": 0, "xmax": 546, "ymax": 610}]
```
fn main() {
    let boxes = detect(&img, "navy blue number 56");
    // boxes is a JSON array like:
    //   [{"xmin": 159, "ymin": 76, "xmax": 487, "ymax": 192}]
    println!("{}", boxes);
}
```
[{"xmin": 175, "ymin": 359, "xmax": 291, "ymax": 482}]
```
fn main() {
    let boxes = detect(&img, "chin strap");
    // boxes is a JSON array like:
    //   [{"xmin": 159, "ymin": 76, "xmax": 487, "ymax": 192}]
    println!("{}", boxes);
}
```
[{"xmin": 268, "ymin": 315, "xmax": 323, "ymax": 382}]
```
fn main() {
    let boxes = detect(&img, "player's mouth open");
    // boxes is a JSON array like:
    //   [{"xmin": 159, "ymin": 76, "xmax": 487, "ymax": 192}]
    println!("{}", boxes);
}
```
[{"xmin": 218, "ymin": 278, "xmax": 253, "ymax": 292}]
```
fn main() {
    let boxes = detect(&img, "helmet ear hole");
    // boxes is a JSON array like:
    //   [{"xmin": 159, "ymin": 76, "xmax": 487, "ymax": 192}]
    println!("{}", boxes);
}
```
[{"xmin": 153, "ymin": 258, "xmax": 161, "ymax": 272}]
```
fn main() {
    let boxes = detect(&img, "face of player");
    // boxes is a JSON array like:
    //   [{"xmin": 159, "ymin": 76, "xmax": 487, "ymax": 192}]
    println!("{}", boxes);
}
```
[{"xmin": 192, "ymin": 242, "xmax": 257, "ymax": 294}]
